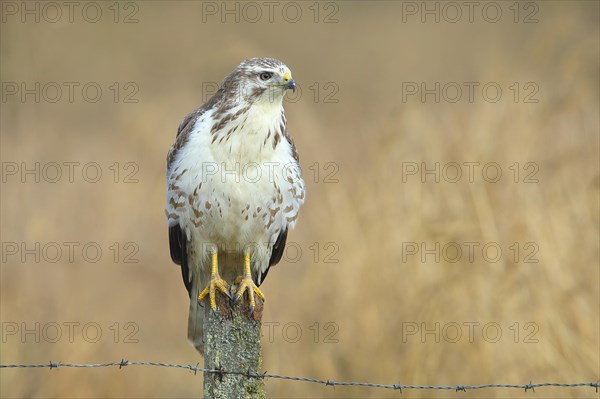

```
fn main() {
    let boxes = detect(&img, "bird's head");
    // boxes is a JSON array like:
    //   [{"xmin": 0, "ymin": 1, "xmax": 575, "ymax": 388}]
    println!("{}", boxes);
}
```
[{"xmin": 221, "ymin": 58, "xmax": 296, "ymax": 105}]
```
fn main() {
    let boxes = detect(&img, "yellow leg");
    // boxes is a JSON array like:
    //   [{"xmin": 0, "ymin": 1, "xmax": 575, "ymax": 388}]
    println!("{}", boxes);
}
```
[
  {"xmin": 198, "ymin": 252, "xmax": 230, "ymax": 311},
  {"xmin": 234, "ymin": 252, "xmax": 265, "ymax": 312}
]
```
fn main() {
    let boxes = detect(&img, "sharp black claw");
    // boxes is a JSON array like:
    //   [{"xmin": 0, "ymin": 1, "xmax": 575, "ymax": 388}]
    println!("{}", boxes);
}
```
[
  {"xmin": 211, "ymin": 308, "xmax": 218, "ymax": 317},
  {"xmin": 233, "ymin": 294, "xmax": 241, "ymax": 304},
  {"xmin": 250, "ymin": 306, "xmax": 255, "ymax": 316},
  {"xmin": 223, "ymin": 290, "xmax": 233, "ymax": 300}
]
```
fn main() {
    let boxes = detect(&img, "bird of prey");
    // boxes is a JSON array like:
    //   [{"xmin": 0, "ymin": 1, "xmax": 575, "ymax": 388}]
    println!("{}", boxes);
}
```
[{"xmin": 165, "ymin": 58, "xmax": 305, "ymax": 354}]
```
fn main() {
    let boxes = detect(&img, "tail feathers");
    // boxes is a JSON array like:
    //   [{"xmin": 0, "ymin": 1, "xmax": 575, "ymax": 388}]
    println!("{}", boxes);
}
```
[{"xmin": 187, "ymin": 286, "xmax": 204, "ymax": 355}]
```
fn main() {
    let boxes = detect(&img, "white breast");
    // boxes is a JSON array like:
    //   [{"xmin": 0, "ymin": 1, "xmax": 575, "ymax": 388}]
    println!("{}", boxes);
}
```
[{"xmin": 166, "ymin": 102, "xmax": 305, "ymax": 278}]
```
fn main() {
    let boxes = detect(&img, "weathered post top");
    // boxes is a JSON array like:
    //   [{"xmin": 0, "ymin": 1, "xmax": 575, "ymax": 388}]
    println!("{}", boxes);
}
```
[{"xmin": 203, "ymin": 291, "xmax": 265, "ymax": 399}]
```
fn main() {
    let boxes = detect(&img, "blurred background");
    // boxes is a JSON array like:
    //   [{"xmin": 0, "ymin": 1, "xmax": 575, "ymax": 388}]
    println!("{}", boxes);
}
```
[{"xmin": 1, "ymin": 1, "xmax": 598, "ymax": 398}]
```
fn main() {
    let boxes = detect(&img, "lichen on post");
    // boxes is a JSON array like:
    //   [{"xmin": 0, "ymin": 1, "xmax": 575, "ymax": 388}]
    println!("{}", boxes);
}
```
[{"xmin": 203, "ymin": 291, "xmax": 265, "ymax": 399}]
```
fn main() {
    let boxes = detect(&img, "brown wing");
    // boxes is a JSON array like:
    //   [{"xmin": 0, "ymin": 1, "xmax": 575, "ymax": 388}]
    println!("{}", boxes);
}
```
[
  {"xmin": 256, "ymin": 228, "xmax": 288, "ymax": 286},
  {"xmin": 166, "ymin": 88, "xmax": 226, "ymax": 294},
  {"xmin": 169, "ymin": 224, "xmax": 192, "ymax": 296},
  {"xmin": 281, "ymin": 112, "xmax": 299, "ymax": 162},
  {"xmin": 166, "ymin": 110, "xmax": 200, "ymax": 296},
  {"xmin": 255, "ymin": 112, "xmax": 298, "ymax": 285},
  {"xmin": 166, "ymin": 88, "xmax": 225, "ymax": 171}
]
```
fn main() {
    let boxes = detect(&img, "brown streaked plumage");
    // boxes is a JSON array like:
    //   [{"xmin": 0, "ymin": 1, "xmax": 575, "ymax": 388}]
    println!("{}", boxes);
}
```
[{"xmin": 165, "ymin": 58, "xmax": 305, "ymax": 354}]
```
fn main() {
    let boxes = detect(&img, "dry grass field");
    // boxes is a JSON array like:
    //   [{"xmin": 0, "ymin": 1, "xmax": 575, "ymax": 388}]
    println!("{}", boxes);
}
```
[{"xmin": 1, "ymin": 1, "xmax": 598, "ymax": 398}]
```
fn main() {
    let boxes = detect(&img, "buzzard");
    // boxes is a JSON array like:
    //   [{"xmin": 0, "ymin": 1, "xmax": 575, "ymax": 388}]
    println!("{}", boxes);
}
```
[{"xmin": 165, "ymin": 58, "xmax": 305, "ymax": 354}]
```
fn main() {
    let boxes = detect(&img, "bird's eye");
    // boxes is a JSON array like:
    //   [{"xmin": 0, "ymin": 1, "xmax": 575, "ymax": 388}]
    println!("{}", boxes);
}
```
[{"xmin": 259, "ymin": 72, "xmax": 273, "ymax": 81}]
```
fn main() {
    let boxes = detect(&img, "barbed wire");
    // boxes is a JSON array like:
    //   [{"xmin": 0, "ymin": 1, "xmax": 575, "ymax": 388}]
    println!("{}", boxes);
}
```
[{"xmin": 1, "ymin": 360, "xmax": 599, "ymax": 393}]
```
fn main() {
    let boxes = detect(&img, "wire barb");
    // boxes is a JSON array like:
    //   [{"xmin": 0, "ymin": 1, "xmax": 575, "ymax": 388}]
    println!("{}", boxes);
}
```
[
  {"xmin": 214, "ymin": 365, "xmax": 224, "ymax": 383},
  {"xmin": 0, "ymin": 361, "xmax": 597, "ymax": 393},
  {"xmin": 524, "ymin": 381, "xmax": 535, "ymax": 392}
]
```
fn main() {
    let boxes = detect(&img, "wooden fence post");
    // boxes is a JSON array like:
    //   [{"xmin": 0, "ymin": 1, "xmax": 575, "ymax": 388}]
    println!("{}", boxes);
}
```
[{"xmin": 203, "ymin": 291, "xmax": 265, "ymax": 398}]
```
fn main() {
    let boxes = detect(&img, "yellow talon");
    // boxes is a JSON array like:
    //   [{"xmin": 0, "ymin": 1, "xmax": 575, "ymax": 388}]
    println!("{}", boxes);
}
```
[
  {"xmin": 198, "ymin": 252, "xmax": 229, "ymax": 311},
  {"xmin": 234, "ymin": 252, "xmax": 264, "ymax": 311}
]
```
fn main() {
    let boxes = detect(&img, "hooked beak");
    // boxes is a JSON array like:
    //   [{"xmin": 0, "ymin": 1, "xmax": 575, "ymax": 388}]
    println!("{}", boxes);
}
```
[
  {"xmin": 282, "ymin": 72, "xmax": 296, "ymax": 92},
  {"xmin": 285, "ymin": 78, "xmax": 296, "ymax": 92}
]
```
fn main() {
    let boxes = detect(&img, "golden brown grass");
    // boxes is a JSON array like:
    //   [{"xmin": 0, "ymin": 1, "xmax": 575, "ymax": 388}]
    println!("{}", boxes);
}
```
[{"xmin": 1, "ymin": 2, "xmax": 598, "ymax": 398}]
